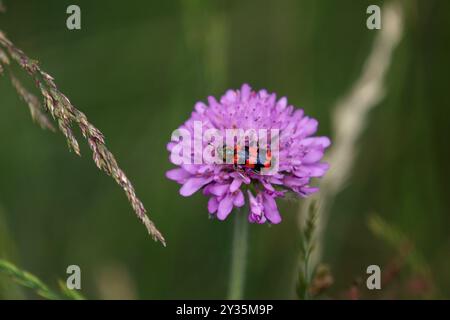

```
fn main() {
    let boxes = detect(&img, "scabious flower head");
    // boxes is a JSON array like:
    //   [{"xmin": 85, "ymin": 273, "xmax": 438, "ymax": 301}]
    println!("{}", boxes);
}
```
[{"xmin": 166, "ymin": 84, "xmax": 330, "ymax": 224}]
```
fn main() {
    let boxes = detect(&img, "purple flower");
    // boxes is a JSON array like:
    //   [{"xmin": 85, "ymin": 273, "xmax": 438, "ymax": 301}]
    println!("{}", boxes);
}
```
[{"xmin": 166, "ymin": 84, "xmax": 330, "ymax": 224}]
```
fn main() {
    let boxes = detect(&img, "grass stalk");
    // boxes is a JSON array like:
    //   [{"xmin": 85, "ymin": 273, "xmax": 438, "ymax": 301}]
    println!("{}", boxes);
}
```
[
  {"xmin": 0, "ymin": 31, "xmax": 165, "ymax": 246},
  {"xmin": 0, "ymin": 259, "xmax": 61, "ymax": 300}
]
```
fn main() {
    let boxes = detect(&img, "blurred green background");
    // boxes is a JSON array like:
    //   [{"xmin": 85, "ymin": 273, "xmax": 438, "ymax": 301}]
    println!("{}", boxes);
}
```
[{"xmin": 0, "ymin": 0, "xmax": 449, "ymax": 299}]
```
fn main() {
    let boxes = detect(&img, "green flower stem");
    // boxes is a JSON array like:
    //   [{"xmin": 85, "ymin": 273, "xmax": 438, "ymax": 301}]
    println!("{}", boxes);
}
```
[{"xmin": 227, "ymin": 208, "xmax": 248, "ymax": 300}]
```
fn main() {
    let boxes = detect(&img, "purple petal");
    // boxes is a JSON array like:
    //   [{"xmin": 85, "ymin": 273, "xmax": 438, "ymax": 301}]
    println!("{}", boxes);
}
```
[
  {"xmin": 208, "ymin": 197, "xmax": 219, "ymax": 213},
  {"xmin": 247, "ymin": 191, "xmax": 265, "ymax": 223},
  {"xmin": 302, "ymin": 136, "xmax": 331, "ymax": 148},
  {"xmin": 204, "ymin": 183, "xmax": 230, "ymax": 196},
  {"xmin": 195, "ymin": 102, "xmax": 207, "ymax": 114},
  {"xmin": 261, "ymin": 179, "xmax": 275, "ymax": 192},
  {"xmin": 229, "ymin": 178, "xmax": 243, "ymax": 193},
  {"xmin": 263, "ymin": 194, "xmax": 282, "ymax": 224},
  {"xmin": 180, "ymin": 176, "xmax": 212, "ymax": 197},
  {"xmin": 248, "ymin": 213, "xmax": 267, "ymax": 224},
  {"xmin": 276, "ymin": 97, "xmax": 287, "ymax": 112},
  {"xmin": 294, "ymin": 163, "xmax": 329, "ymax": 178},
  {"xmin": 303, "ymin": 118, "xmax": 318, "ymax": 136},
  {"xmin": 231, "ymin": 172, "xmax": 251, "ymax": 184},
  {"xmin": 182, "ymin": 164, "xmax": 199, "ymax": 174},
  {"xmin": 217, "ymin": 193, "xmax": 234, "ymax": 220},
  {"xmin": 284, "ymin": 176, "xmax": 308, "ymax": 187},
  {"xmin": 302, "ymin": 149, "xmax": 324, "ymax": 164},
  {"xmin": 306, "ymin": 163, "xmax": 329, "ymax": 177},
  {"xmin": 241, "ymin": 84, "xmax": 251, "ymax": 101},
  {"xmin": 300, "ymin": 186, "xmax": 319, "ymax": 196},
  {"xmin": 247, "ymin": 190, "xmax": 258, "ymax": 209},
  {"xmin": 167, "ymin": 142, "xmax": 176, "ymax": 152},
  {"xmin": 166, "ymin": 168, "xmax": 191, "ymax": 182},
  {"xmin": 233, "ymin": 190, "xmax": 245, "ymax": 207}
]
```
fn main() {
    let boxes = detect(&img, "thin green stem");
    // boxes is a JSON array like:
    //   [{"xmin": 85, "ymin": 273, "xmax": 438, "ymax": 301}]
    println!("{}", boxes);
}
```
[
  {"xmin": 0, "ymin": 259, "xmax": 61, "ymax": 300},
  {"xmin": 303, "ymin": 248, "xmax": 311, "ymax": 300},
  {"xmin": 227, "ymin": 208, "xmax": 248, "ymax": 300}
]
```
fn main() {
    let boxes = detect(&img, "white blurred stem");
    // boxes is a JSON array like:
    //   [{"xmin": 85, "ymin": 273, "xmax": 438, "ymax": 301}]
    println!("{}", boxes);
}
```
[{"xmin": 297, "ymin": 1, "xmax": 404, "ymax": 275}]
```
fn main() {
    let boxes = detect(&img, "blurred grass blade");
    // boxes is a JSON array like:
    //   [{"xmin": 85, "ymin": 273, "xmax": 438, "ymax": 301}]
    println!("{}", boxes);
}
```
[
  {"xmin": 58, "ymin": 280, "xmax": 85, "ymax": 300},
  {"xmin": 0, "ymin": 259, "xmax": 61, "ymax": 300},
  {"xmin": 297, "ymin": 200, "xmax": 319, "ymax": 299},
  {"xmin": 368, "ymin": 214, "xmax": 433, "ymax": 284}
]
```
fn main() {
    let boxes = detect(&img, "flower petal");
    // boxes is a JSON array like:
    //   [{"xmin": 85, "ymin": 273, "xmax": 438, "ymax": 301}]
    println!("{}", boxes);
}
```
[
  {"xmin": 263, "ymin": 194, "xmax": 282, "ymax": 224},
  {"xmin": 294, "ymin": 163, "xmax": 329, "ymax": 178},
  {"xmin": 302, "ymin": 118, "xmax": 318, "ymax": 136},
  {"xmin": 299, "ymin": 186, "xmax": 319, "ymax": 196},
  {"xmin": 233, "ymin": 190, "xmax": 245, "ymax": 207},
  {"xmin": 204, "ymin": 183, "xmax": 230, "ymax": 196},
  {"xmin": 208, "ymin": 197, "xmax": 219, "ymax": 213},
  {"xmin": 241, "ymin": 83, "xmax": 251, "ymax": 101},
  {"xmin": 180, "ymin": 176, "xmax": 212, "ymax": 197},
  {"xmin": 166, "ymin": 168, "xmax": 191, "ymax": 182},
  {"xmin": 302, "ymin": 136, "xmax": 331, "ymax": 148},
  {"xmin": 284, "ymin": 176, "xmax": 308, "ymax": 187},
  {"xmin": 217, "ymin": 193, "xmax": 234, "ymax": 220},
  {"xmin": 302, "ymin": 149, "xmax": 324, "ymax": 164},
  {"xmin": 229, "ymin": 178, "xmax": 243, "ymax": 193}
]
